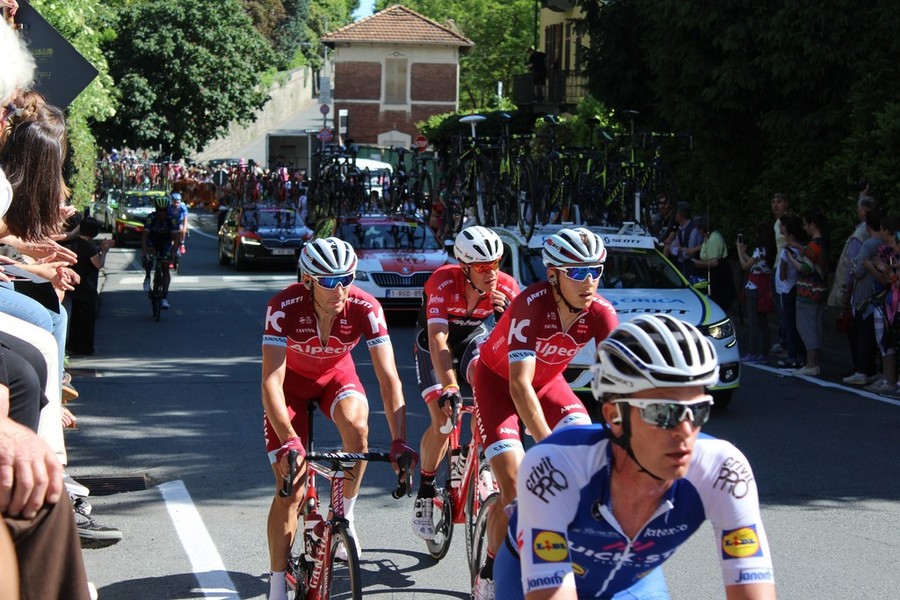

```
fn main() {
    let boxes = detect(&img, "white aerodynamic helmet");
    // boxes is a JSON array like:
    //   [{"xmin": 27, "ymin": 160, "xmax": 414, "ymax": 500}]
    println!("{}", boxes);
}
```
[
  {"xmin": 299, "ymin": 237, "xmax": 357, "ymax": 277},
  {"xmin": 542, "ymin": 227, "xmax": 607, "ymax": 268},
  {"xmin": 590, "ymin": 314, "xmax": 719, "ymax": 399},
  {"xmin": 454, "ymin": 226, "xmax": 503, "ymax": 264}
]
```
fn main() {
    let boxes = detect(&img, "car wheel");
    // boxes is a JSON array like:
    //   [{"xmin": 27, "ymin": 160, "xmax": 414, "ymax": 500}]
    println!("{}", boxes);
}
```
[
  {"xmin": 233, "ymin": 242, "xmax": 247, "ymax": 270},
  {"xmin": 218, "ymin": 240, "xmax": 230, "ymax": 266},
  {"xmin": 711, "ymin": 389, "xmax": 733, "ymax": 410}
]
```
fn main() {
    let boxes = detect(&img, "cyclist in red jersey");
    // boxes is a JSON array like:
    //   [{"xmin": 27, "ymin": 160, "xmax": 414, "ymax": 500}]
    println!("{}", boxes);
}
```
[
  {"xmin": 262, "ymin": 237, "xmax": 417, "ymax": 600},
  {"xmin": 471, "ymin": 227, "xmax": 619, "ymax": 600},
  {"xmin": 410, "ymin": 226, "xmax": 520, "ymax": 540}
]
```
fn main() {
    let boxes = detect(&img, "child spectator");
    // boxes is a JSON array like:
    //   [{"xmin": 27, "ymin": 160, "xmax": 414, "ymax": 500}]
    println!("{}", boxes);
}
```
[
  {"xmin": 737, "ymin": 222, "xmax": 776, "ymax": 362},
  {"xmin": 774, "ymin": 213, "xmax": 805, "ymax": 369}
]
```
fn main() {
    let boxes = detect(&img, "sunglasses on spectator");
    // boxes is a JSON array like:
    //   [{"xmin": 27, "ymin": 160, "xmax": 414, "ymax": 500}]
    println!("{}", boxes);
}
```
[
  {"xmin": 311, "ymin": 273, "xmax": 354, "ymax": 290},
  {"xmin": 558, "ymin": 265, "xmax": 604, "ymax": 281},
  {"xmin": 469, "ymin": 259, "xmax": 500, "ymax": 274},
  {"xmin": 612, "ymin": 396, "xmax": 714, "ymax": 429}
]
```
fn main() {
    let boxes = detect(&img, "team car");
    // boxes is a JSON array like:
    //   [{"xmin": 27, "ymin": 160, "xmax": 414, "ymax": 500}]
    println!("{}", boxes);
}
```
[
  {"xmin": 304, "ymin": 212, "xmax": 449, "ymax": 309},
  {"xmin": 494, "ymin": 224, "xmax": 741, "ymax": 408},
  {"xmin": 113, "ymin": 190, "xmax": 169, "ymax": 246},
  {"xmin": 218, "ymin": 204, "xmax": 312, "ymax": 269}
]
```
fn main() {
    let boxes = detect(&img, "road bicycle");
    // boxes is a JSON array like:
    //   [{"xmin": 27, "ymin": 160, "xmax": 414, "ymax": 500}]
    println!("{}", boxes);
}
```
[
  {"xmin": 147, "ymin": 253, "xmax": 170, "ymax": 321},
  {"xmin": 280, "ymin": 400, "xmax": 413, "ymax": 600},
  {"xmin": 445, "ymin": 115, "xmax": 494, "ymax": 234},
  {"xmin": 423, "ymin": 393, "xmax": 499, "ymax": 584}
]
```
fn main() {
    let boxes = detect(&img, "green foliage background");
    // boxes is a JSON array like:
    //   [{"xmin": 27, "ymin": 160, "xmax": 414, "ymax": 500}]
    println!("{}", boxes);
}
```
[{"xmin": 576, "ymin": 0, "xmax": 900, "ymax": 249}]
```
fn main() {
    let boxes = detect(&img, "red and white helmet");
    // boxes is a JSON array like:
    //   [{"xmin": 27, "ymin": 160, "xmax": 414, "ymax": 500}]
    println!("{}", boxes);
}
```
[
  {"xmin": 299, "ymin": 237, "xmax": 357, "ymax": 277},
  {"xmin": 542, "ymin": 227, "xmax": 606, "ymax": 267}
]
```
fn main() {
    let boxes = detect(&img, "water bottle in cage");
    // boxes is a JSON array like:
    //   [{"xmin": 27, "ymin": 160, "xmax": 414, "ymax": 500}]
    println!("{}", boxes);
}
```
[{"xmin": 303, "ymin": 513, "xmax": 325, "ymax": 561}]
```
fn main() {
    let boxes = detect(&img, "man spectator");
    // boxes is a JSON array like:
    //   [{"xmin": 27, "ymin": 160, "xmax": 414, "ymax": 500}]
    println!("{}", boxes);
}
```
[
  {"xmin": 829, "ymin": 193, "xmax": 876, "ymax": 375},
  {"xmin": 666, "ymin": 201, "xmax": 702, "ymax": 277},
  {"xmin": 527, "ymin": 46, "xmax": 547, "ymax": 101}
]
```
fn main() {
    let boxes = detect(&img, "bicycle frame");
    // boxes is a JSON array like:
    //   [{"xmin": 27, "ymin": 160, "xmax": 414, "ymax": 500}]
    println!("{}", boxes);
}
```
[{"xmin": 279, "ymin": 400, "xmax": 411, "ymax": 600}]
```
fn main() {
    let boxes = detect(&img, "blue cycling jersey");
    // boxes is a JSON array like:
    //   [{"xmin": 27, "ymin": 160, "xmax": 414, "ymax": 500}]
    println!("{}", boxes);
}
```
[{"xmin": 497, "ymin": 425, "xmax": 774, "ymax": 598}]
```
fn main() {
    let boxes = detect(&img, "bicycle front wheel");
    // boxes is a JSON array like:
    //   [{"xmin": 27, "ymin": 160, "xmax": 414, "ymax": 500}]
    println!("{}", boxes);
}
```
[
  {"xmin": 470, "ymin": 491, "xmax": 499, "ymax": 585},
  {"xmin": 425, "ymin": 447, "xmax": 454, "ymax": 560},
  {"xmin": 322, "ymin": 524, "xmax": 362, "ymax": 600}
]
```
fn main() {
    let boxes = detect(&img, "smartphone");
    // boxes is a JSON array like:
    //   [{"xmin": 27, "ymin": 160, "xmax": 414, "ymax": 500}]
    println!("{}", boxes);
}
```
[{"xmin": 737, "ymin": 233, "xmax": 744, "ymax": 245}]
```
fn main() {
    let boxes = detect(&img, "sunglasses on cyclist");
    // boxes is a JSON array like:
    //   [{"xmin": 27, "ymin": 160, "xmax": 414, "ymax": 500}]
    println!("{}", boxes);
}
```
[
  {"xmin": 558, "ymin": 265, "xmax": 604, "ymax": 282},
  {"xmin": 469, "ymin": 259, "xmax": 500, "ymax": 274},
  {"xmin": 612, "ymin": 396, "xmax": 714, "ymax": 429},
  {"xmin": 310, "ymin": 273, "xmax": 354, "ymax": 290}
]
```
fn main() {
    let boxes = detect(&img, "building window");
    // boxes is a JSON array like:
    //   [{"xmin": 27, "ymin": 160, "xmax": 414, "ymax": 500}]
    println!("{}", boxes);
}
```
[{"xmin": 384, "ymin": 57, "xmax": 408, "ymax": 105}]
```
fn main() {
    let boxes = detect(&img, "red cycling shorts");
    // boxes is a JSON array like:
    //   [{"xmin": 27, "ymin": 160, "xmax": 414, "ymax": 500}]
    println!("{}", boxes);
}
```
[
  {"xmin": 472, "ymin": 361, "xmax": 590, "ymax": 460},
  {"xmin": 264, "ymin": 367, "xmax": 368, "ymax": 461}
]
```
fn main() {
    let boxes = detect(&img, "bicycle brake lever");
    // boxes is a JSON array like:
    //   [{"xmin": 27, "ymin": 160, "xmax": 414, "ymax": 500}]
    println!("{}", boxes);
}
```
[{"xmin": 278, "ymin": 449, "xmax": 299, "ymax": 498}]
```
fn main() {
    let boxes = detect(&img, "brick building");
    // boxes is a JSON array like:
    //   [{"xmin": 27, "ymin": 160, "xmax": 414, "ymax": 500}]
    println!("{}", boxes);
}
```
[{"xmin": 321, "ymin": 4, "xmax": 473, "ymax": 148}]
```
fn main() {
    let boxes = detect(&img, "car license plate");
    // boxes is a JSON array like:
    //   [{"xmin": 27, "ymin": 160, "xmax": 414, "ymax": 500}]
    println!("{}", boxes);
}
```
[
  {"xmin": 271, "ymin": 248, "xmax": 294, "ymax": 256},
  {"xmin": 387, "ymin": 288, "xmax": 421, "ymax": 298}
]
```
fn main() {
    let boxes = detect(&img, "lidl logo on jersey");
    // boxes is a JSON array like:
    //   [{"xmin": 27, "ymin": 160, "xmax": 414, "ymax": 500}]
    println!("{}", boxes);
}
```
[
  {"xmin": 532, "ymin": 530, "xmax": 569, "ymax": 563},
  {"xmin": 721, "ymin": 525, "xmax": 763, "ymax": 559}
]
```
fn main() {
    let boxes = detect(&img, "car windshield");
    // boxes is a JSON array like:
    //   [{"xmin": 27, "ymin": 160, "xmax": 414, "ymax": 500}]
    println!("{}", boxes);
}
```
[
  {"xmin": 122, "ymin": 195, "xmax": 152, "ymax": 208},
  {"xmin": 514, "ymin": 247, "xmax": 687, "ymax": 289},
  {"xmin": 339, "ymin": 222, "xmax": 441, "ymax": 250},
  {"xmin": 241, "ymin": 209, "xmax": 297, "ymax": 230}
]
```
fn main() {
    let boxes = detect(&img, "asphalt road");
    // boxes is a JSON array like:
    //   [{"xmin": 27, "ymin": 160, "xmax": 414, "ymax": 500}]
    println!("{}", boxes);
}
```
[{"xmin": 66, "ymin": 211, "xmax": 900, "ymax": 599}]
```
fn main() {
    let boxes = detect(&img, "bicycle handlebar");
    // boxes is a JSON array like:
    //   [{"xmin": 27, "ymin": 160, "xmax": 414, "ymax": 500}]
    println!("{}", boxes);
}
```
[{"xmin": 277, "ymin": 448, "xmax": 413, "ymax": 500}]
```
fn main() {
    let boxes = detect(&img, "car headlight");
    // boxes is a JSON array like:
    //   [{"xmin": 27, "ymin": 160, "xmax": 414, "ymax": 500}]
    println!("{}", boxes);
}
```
[
  {"xmin": 355, "ymin": 271, "xmax": 370, "ymax": 281},
  {"xmin": 699, "ymin": 318, "xmax": 735, "ymax": 340},
  {"xmin": 240, "ymin": 237, "xmax": 261, "ymax": 246}
]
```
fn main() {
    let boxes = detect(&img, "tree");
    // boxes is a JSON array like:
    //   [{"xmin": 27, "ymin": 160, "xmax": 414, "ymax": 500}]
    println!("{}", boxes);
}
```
[
  {"xmin": 375, "ymin": 0, "xmax": 534, "ymax": 110},
  {"xmin": 95, "ymin": 0, "xmax": 276, "ymax": 158},
  {"xmin": 30, "ymin": 0, "xmax": 116, "ymax": 207},
  {"xmin": 576, "ymin": 0, "xmax": 900, "ymax": 244}
]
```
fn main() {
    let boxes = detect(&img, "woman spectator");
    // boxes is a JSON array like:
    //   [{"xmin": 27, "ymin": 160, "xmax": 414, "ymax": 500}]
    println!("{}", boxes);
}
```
[
  {"xmin": 64, "ymin": 217, "xmax": 112, "ymax": 356},
  {"xmin": 774, "ymin": 212, "xmax": 805, "ymax": 369},
  {"xmin": 785, "ymin": 211, "xmax": 829, "ymax": 377},
  {"xmin": 736, "ymin": 221, "xmax": 776, "ymax": 363},
  {"xmin": 691, "ymin": 214, "xmax": 737, "ymax": 313}
]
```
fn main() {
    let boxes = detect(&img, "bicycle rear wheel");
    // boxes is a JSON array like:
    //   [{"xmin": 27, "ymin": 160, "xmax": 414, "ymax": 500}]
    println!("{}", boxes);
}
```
[
  {"xmin": 323, "ymin": 523, "xmax": 362, "ymax": 599},
  {"xmin": 470, "ymin": 491, "xmax": 499, "ymax": 585},
  {"xmin": 424, "ymin": 446, "xmax": 454, "ymax": 560}
]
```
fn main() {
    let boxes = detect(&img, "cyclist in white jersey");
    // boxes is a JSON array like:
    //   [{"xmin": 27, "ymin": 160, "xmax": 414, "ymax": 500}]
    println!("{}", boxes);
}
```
[{"xmin": 494, "ymin": 314, "xmax": 776, "ymax": 599}]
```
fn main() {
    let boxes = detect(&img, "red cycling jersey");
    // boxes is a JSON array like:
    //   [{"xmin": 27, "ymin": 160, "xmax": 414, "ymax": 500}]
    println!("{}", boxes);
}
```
[
  {"xmin": 419, "ymin": 264, "xmax": 519, "ymax": 332},
  {"xmin": 478, "ymin": 281, "xmax": 618, "ymax": 389},
  {"xmin": 263, "ymin": 283, "xmax": 390, "ymax": 379}
]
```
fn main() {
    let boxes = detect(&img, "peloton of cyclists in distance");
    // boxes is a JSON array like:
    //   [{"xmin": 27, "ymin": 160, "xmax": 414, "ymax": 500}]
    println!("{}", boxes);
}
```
[
  {"xmin": 261, "ymin": 237, "xmax": 417, "ymax": 600},
  {"xmin": 141, "ymin": 195, "xmax": 180, "ymax": 310},
  {"xmin": 470, "ymin": 227, "xmax": 619, "ymax": 600},
  {"xmin": 495, "ymin": 314, "xmax": 777, "ymax": 600},
  {"xmin": 411, "ymin": 226, "xmax": 520, "ymax": 540}
]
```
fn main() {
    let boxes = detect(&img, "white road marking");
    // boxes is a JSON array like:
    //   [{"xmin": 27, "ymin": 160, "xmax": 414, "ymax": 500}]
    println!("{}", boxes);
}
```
[
  {"xmin": 746, "ymin": 363, "xmax": 900, "ymax": 407},
  {"xmin": 158, "ymin": 480, "xmax": 239, "ymax": 600}
]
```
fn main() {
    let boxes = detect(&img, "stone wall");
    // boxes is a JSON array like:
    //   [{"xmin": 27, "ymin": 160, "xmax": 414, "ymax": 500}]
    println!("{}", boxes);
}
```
[{"xmin": 193, "ymin": 67, "xmax": 316, "ymax": 163}]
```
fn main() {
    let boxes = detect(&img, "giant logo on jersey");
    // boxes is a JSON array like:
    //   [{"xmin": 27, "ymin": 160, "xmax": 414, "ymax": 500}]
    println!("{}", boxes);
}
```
[
  {"xmin": 721, "ymin": 525, "xmax": 763, "ymax": 559},
  {"xmin": 534, "ymin": 332, "xmax": 580, "ymax": 365},
  {"xmin": 532, "ymin": 530, "xmax": 569, "ymax": 563}
]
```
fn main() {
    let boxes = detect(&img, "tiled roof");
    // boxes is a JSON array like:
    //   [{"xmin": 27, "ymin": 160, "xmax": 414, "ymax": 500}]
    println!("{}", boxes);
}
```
[{"xmin": 321, "ymin": 4, "xmax": 474, "ymax": 48}]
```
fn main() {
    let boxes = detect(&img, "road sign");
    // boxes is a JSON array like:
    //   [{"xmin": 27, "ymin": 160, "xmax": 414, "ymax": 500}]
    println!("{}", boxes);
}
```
[
  {"xmin": 317, "ymin": 128, "xmax": 334, "ymax": 143},
  {"xmin": 414, "ymin": 135, "xmax": 428, "ymax": 151},
  {"xmin": 320, "ymin": 104, "xmax": 330, "ymax": 116},
  {"xmin": 14, "ymin": 0, "xmax": 99, "ymax": 109}
]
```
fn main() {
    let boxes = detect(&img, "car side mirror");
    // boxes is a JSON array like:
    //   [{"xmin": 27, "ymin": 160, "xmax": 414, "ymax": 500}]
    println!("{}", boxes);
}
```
[{"xmin": 689, "ymin": 276, "xmax": 709, "ymax": 293}]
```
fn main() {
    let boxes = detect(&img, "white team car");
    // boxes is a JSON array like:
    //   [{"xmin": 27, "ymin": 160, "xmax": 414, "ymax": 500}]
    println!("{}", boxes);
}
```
[{"xmin": 494, "ymin": 224, "xmax": 740, "ymax": 408}]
